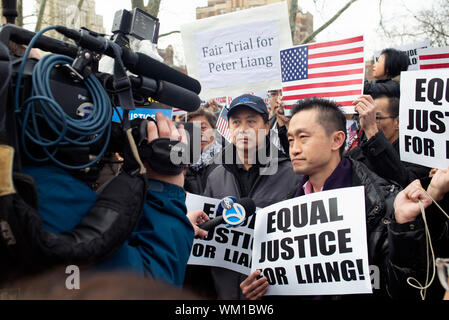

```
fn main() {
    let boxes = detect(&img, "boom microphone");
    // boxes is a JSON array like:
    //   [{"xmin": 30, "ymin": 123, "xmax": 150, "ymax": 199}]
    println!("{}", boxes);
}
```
[
  {"xmin": 199, "ymin": 198, "xmax": 256, "ymax": 231},
  {"xmin": 151, "ymin": 80, "xmax": 201, "ymax": 112},
  {"xmin": 55, "ymin": 26, "xmax": 201, "ymax": 94},
  {"xmin": 103, "ymin": 75, "xmax": 201, "ymax": 112},
  {"xmin": 131, "ymin": 52, "xmax": 201, "ymax": 94}
]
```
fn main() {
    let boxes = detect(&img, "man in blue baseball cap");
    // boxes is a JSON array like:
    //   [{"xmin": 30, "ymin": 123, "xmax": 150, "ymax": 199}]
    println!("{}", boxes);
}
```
[{"xmin": 188, "ymin": 93, "xmax": 301, "ymax": 299}]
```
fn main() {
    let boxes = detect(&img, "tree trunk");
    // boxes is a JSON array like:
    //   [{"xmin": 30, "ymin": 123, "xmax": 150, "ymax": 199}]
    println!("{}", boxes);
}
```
[
  {"xmin": 300, "ymin": 0, "xmax": 358, "ymax": 44},
  {"xmin": 146, "ymin": 0, "xmax": 161, "ymax": 17},
  {"xmin": 131, "ymin": 0, "xmax": 145, "ymax": 10},
  {"xmin": 131, "ymin": 0, "xmax": 161, "ymax": 17},
  {"xmin": 289, "ymin": 0, "xmax": 298, "ymax": 44},
  {"xmin": 71, "ymin": 0, "xmax": 84, "ymax": 26},
  {"xmin": 35, "ymin": 0, "xmax": 47, "ymax": 32},
  {"xmin": 16, "ymin": 0, "xmax": 23, "ymax": 26}
]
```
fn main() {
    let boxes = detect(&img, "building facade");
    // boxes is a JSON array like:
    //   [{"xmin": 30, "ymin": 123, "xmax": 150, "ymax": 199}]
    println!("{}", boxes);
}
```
[{"xmin": 196, "ymin": 0, "xmax": 313, "ymax": 44}]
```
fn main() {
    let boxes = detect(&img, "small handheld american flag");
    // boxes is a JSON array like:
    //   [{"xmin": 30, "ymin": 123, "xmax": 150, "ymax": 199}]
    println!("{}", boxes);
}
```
[{"xmin": 216, "ymin": 106, "xmax": 232, "ymax": 142}]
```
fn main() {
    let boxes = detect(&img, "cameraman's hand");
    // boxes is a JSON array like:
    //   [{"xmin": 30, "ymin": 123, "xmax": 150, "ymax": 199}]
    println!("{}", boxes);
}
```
[{"xmin": 144, "ymin": 113, "xmax": 187, "ymax": 187}]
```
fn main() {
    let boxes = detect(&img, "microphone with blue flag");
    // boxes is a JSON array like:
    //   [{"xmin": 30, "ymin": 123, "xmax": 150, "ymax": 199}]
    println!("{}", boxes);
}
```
[{"xmin": 199, "ymin": 197, "xmax": 256, "ymax": 231}]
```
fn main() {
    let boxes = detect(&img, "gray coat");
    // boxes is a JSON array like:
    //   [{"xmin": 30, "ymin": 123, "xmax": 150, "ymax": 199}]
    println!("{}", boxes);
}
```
[
  {"xmin": 203, "ymin": 143, "xmax": 302, "ymax": 299},
  {"xmin": 204, "ymin": 145, "xmax": 301, "ymax": 208}
]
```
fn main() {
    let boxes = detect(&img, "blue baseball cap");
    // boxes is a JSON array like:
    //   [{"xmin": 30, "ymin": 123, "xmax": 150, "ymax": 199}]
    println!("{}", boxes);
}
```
[{"xmin": 226, "ymin": 94, "xmax": 268, "ymax": 120}]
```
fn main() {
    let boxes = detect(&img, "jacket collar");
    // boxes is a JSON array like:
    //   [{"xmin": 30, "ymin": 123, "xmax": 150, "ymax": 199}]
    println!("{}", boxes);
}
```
[{"xmin": 294, "ymin": 157, "xmax": 353, "ymax": 197}]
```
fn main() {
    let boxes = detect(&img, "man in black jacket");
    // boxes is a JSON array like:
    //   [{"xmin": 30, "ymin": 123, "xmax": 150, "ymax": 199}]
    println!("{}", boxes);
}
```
[
  {"xmin": 347, "ymin": 94, "xmax": 431, "ymax": 187},
  {"xmin": 240, "ymin": 97, "xmax": 415, "ymax": 300}
]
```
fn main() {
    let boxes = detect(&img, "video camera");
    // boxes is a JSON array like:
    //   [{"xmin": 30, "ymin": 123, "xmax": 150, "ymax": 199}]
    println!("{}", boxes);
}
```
[
  {"xmin": 0, "ymin": 1, "xmax": 202, "ymax": 281},
  {"xmin": 111, "ymin": 8, "xmax": 160, "ymax": 48},
  {"xmin": 0, "ymin": 0, "xmax": 201, "ymax": 179}
]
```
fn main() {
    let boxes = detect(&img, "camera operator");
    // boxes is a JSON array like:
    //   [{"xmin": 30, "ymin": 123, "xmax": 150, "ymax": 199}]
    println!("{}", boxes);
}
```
[{"xmin": 0, "ymin": 112, "xmax": 200, "ymax": 287}]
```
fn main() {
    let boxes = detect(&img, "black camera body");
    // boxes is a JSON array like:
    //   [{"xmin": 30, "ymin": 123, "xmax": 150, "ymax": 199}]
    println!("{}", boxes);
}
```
[
  {"xmin": 111, "ymin": 8, "xmax": 160, "ymax": 46},
  {"xmin": 0, "ymin": 5, "xmax": 201, "ymax": 177}
]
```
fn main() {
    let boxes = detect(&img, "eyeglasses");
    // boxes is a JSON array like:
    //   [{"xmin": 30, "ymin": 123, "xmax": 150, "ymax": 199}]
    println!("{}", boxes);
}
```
[
  {"xmin": 437, "ymin": 258, "xmax": 449, "ymax": 291},
  {"xmin": 375, "ymin": 115, "xmax": 397, "ymax": 122}
]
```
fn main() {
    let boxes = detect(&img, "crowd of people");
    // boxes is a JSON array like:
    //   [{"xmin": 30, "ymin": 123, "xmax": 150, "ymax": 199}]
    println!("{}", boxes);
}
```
[
  {"xmin": 1, "ymin": 42, "xmax": 448, "ymax": 302},
  {"xmin": 178, "ymin": 47, "xmax": 449, "ymax": 300}
]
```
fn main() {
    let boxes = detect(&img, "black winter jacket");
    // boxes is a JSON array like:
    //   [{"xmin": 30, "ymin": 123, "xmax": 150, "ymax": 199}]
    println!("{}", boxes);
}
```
[
  {"xmin": 364, "ymin": 78, "xmax": 400, "ymax": 98},
  {"xmin": 346, "ymin": 131, "xmax": 431, "ymax": 188},
  {"xmin": 184, "ymin": 164, "xmax": 217, "ymax": 195},
  {"xmin": 387, "ymin": 176, "xmax": 449, "ymax": 300},
  {"xmin": 285, "ymin": 157, "xmax": 402, "ymax": 299}
]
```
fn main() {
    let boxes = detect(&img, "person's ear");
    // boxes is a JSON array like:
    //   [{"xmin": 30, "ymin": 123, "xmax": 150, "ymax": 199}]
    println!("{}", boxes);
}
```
[
  {"xmin": 393, "ymin": 116, "xmax": 399, "ymax": 131},
  {"xmin": 331, "ymin": 131, "xmax": 346, "ymax": 152}
]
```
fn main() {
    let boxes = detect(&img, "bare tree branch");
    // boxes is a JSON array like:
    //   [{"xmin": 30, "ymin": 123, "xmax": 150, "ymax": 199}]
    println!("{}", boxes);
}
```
[
  {"xmin": 300, "ymin": 0, "xmax": 358, "ymax": 44},
  {"xmin": 158, "ymin": 30, "xmax": 180, "ymax": 38},
  {"xmin": 378, "ymin": 0, "xmax": 449, "ymax": 47}
]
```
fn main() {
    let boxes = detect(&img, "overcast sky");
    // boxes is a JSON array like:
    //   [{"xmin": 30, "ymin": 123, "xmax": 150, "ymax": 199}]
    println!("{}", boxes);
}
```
[{"xmin": 22, "ymin": 0, "xmax": 437, "ymax": 64}]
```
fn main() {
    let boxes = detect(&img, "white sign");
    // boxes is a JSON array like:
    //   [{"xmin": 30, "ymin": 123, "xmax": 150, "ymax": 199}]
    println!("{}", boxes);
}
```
[
  {"xmin": 399, "ymin": 69, "xmax": 449, "ymax": 169},
  {"xmin": 252, "ymin": 186, "xmax": 372, "ymax": 296},
  {"xmin": 186, "ymin": 193, "xmax": 256, "ymax": 275},
  {"xmin": 373, "ymin": 40, "xmax": 430, "ymax": 71},
  {"xmin": 181, "ymin": 2, "xmax": 292, "ymax": 99}
]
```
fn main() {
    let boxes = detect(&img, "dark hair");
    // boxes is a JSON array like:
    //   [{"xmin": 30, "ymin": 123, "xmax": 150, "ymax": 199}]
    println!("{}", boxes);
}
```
[
  {"xmin": 187, "ymin": 107, "xmax": 218, "ymax": 128},
  {"xmin": 291, "ymin": 98, "xmax": 347, "ymax": 155},
  {"xmin": 203, "ymin": 99, "xmax": 221, "ymax": 110},
  {"xmin": 380, "ymin": 48, "xmax": 409, "ymax": 78},
  {"xmin": 374, "ymin": 94, "xmax": 399, "ymax": 117}
]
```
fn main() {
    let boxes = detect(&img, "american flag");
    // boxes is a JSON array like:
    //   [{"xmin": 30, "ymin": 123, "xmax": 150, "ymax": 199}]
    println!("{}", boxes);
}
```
[
  {"xmin": 216, "ymin": 106, "xmax": 232, "ymax": 142},
  {"xmin": 418, "ymin": 46, "xmax": 449, "ymax": 70},
  {"xmin": 280, "ymin": 35, "xmax": 365, "ymax": 113}
]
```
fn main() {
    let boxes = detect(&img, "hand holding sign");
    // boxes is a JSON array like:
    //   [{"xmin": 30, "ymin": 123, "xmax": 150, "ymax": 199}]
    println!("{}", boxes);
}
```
[
  {"xmin": 393, "ymin": 179, "xmax": 432, "ymax": 224},
  {"xmin": 240, "ymin": 269, "xmax": 268, "ymax": 300},
  {"xmin": 353, "ymin": 95, "xmax": 379, "ymax": 139}
]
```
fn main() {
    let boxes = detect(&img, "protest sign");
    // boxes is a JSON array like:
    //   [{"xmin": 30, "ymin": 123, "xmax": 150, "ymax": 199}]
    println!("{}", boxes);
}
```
[
  {"xmin": 374, "ymin": 40, "xmax": 430, "ymax": 71},
  {"xmin": 186, "ymin": 193, "xmax": 256, "ymax": 275},
  {"xmin": 399, "ymin": 69, "xmax": 449, "ymax": 169},
  {"xmin": 181, "ymin": 2, "xmax": 292, "ymax": 99},
  {"xmin": 252, "ymin": 186, "xmax": 371, "ymax": 296}
]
